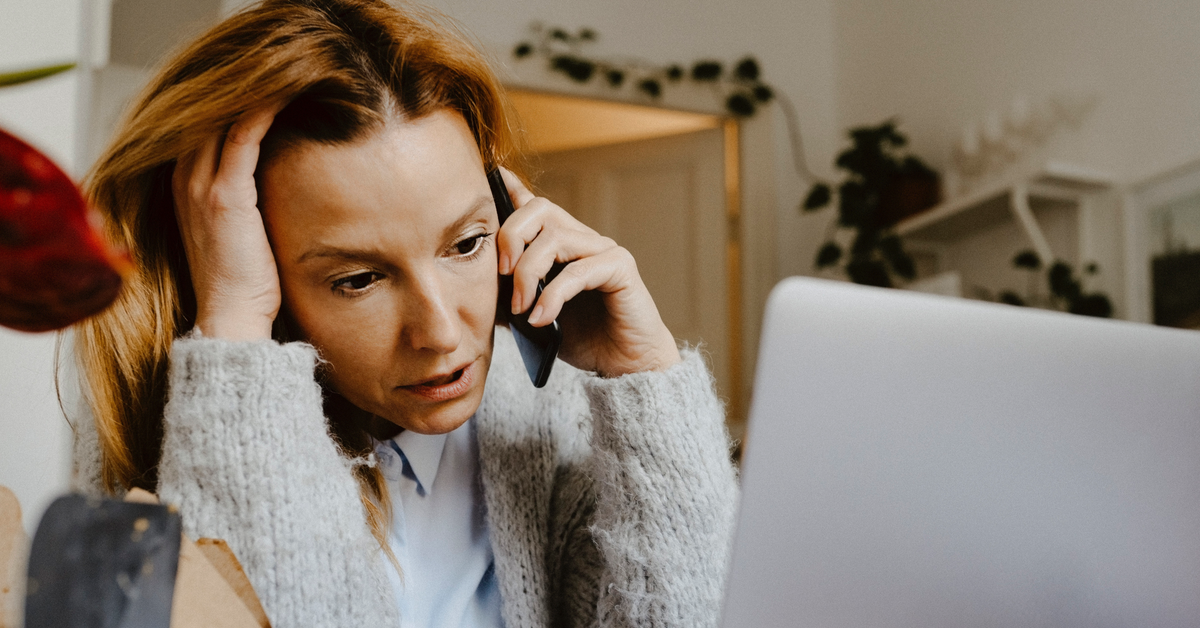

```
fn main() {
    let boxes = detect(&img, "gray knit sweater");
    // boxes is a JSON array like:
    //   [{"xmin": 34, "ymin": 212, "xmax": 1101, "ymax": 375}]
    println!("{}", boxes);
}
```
[{"xmin": 73, "ymin": 327, "xmax": 739, "ymax": 627}]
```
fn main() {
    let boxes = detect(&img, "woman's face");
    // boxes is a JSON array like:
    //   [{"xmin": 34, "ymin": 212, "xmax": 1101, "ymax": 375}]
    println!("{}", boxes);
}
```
[{"xmin": 259, "ymin": 109, "xmax": 498, "ymax": 434}]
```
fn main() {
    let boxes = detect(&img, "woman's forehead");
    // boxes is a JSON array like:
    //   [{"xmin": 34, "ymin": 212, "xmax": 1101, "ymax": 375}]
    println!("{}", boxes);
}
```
[{"xmin": 258, "ymin": 111, "xmax": 493, "ymax": 260}]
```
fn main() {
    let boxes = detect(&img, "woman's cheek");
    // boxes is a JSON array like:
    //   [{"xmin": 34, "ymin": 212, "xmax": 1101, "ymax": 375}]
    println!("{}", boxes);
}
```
[
  {"xmin": 465, "ymin": 260, "xmax": 500, "ymax": 328},
  {"xmin": 286, "ymin": 280, "xmax": 383, "ymax": 355}
]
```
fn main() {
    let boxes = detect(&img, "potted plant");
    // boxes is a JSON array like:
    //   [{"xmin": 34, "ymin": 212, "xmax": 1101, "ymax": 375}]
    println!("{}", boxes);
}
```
[
  {"xmin": 998, "ymin": 250, "xmax": 1113, "ymax": 318},
  {"xmin": 803, "ymin": 120, "xmax": 940, "ymax": 287}
]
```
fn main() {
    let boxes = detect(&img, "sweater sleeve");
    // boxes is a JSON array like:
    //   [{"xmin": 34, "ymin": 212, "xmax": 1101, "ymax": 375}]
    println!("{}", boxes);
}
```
[
  {"xmin": 156, "ymin": 335, "xmax": 399, "ymax": 628},
  {"xmin": 580, "ymin": 348, "xmax": 740, "ymax": 628}
]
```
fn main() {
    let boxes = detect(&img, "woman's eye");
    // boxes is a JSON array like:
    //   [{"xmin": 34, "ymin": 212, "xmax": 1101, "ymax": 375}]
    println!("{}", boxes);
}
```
[
  {"xmin": 454, "ymin": 234, "xmax": 487, "ymax": 256},
  {"xmin": 332, "ymin": 272, "xmax": 382, "ymax": 294}
]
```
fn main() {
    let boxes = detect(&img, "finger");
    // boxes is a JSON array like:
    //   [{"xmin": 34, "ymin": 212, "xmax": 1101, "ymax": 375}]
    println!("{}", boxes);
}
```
[
  {"xmin": 214, "ymin": 103, "xmax": 285, "ymax": 184},
  {"xmin": 172, "ymin": 135, "xmax": 220, "ymax": 218},
  {"xmin": 497, "ymin": 194, "xmax": 596, "ymax": 275},
  {"xmin": 495, "ymin": 195, "xmax": 552, "ymax": 276},
  {"xmin": 527, "ymin": 246, "xmax": 638, "ymax": 326},
  {"xmin": 498, "ymin": 166, "xmax": 536, "ymax": 207},
  {"xmin": 194, "ymin": 132, "xmax": 221, "ymax": 182},
  {"xmin": 511, "ymin": 226, "xmax": 616, "ymax": 314}
]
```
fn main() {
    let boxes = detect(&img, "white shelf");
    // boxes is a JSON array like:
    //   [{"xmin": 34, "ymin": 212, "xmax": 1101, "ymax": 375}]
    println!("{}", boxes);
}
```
[
  {"xmin": 896, "ymin": 161, "xmax": 1113, "ymax": 265},
  {"xmin": 897, "ymin": 161, "xmax": 1112, "ymax": 241}
]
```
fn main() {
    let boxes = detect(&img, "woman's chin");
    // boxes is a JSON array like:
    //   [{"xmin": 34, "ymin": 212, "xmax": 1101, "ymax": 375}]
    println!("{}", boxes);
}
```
[
  {"xmin": 386, "ymin": 398, "xmax": 480, "ymax": 434},
  {"xmin": 328, "ymin": 354, "xmax": 493, "ymax": 436}
]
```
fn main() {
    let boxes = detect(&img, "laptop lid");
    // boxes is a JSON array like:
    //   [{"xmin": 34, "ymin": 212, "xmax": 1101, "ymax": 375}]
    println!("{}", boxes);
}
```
[{"xmin": 722, "ymin": 277, "xmax": 1200, "ymax": 628}]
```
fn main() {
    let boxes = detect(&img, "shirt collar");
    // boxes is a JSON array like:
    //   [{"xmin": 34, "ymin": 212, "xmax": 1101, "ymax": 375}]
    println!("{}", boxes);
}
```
[{"xmin": 391, "ymin": 429, "xmax": 449, "ymax": 494}]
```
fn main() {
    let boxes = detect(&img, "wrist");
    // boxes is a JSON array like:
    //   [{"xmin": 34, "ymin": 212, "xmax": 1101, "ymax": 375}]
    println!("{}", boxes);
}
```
[
  {"xmin": 639, "ymin": 344, "xmax": 683, "ymax": 374},
  {"xmin": 194, "ymin": 313, "xmax": 275, "ymax": 341},
  {"xmin": 599, "ymin": 337, "xmax": 682, "ymax": 378}
]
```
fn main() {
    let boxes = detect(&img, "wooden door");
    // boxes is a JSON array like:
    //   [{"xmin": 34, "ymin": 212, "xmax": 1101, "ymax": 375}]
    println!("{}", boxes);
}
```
[{"xmin": 531, "ymin": 128, "xmax": 733, "ymax": 411}]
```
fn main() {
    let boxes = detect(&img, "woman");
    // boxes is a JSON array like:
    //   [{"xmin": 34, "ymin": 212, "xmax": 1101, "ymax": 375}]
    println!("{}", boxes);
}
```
[{"xmin": 73, "ymin": 0, "xmax": 738, "ymax": 626}]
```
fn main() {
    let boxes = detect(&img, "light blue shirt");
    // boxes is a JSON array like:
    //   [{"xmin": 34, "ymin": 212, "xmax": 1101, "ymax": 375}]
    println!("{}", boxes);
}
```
[{"xmin": 374, "ymin": 419, "xmax": 504, "ymax": 628}]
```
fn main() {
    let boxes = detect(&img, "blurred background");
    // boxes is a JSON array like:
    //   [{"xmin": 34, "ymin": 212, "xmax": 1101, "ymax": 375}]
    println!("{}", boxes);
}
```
[{"xmin": 4, "ymin": 0, "xmax": 1200, "ymax": 532}]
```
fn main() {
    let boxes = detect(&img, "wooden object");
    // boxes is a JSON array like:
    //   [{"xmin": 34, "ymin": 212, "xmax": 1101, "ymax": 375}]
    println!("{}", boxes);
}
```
[
  {"xmin": 196, "ymin": 539, "xmax": 270, "ymax": 628},
  {"xmin": 124, "ymin": 489, "xmax": 269, "ymax": 628},
  {"xmin": 0, "ymin": 486, "xmax": 25, "ymax": 628}
]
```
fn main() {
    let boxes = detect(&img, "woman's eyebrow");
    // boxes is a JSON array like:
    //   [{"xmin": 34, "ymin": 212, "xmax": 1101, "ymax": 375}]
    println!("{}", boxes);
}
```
[
  {"xmin": 441, "ymin": 195, "xmax": 494, "ymax": 240},
  {"xmin": 297, "ymin": 246, "xmax": 387, "ymax": 265}
]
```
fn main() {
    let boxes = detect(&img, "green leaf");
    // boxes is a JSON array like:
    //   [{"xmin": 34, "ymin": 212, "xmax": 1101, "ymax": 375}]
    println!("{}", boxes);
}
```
[
  {"xmin": 837, "ymin": 180, "xmax": 870, "ymax": 227},
  {"xmin": 725, "ymin": 93, "xmax": 755, "ymax": 117},
  {"xmin": 734, "ymin": 57, "xmax": 760, "ymax": 81},
  {"xmin": 803, "ymin": 183, "xmax": 831, "ymax": 211},
  {"xmin": 815, "ymin": 242, "xmax": 842, "ymax": 268},
  {"xmin": 999, "ymin": 291, "xmax": 1026, "ymax": 306},
  {"xmin": 878, "ymin": 234, "xmax": 904, "ymax": 258},
  {"xmin": 1048, "ymin": 261, "xmax": 1082, "ymax": 301},
  {"xmin": 1012, "ymin": 250, "xmax": 1042, "ymax": 270},
  {"xmin": 835, "ymin": 145, "xmax": 875, "ymax": 176},
  {"xmin": 882, "ymin": 122, "xmax": 907, "ymax": 147},
  {"xmin": 636, "ymin": 78, "xmax": 662, "ymax": 98},
  {"xmin": 850, "ymin": 227, "xmax": 880, "ymax": 256},
  {"xmin": 550, "ymin": 55, "xmax": 595, "ymax": 82},
  {"xmin": 888, "ymin": 254, "xmax": 916, "ymax": 280},
  {"xmin": 0, "ymin": 63, "xmax": 75, "ymax": 88},
  {"xmin": 847, "ymin": 258, "xmax": 891, "ymax": 287},
  {"xmin": 691, "ymin": 61, "xmax": 722, "ymax": 81},
  {"xmin": 1069, "ymin": 294, "xmax": 1113, "ymax": 318}
]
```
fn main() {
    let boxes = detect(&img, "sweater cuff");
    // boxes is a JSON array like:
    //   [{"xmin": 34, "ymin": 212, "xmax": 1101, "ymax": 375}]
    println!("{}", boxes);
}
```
[
  {"xmin": 168, "ymin": 335, "xmax": 323, "ymax": 432},
  {"xmin": 583, "ymin": 348, "xmax": 730, "ymax": 461}
]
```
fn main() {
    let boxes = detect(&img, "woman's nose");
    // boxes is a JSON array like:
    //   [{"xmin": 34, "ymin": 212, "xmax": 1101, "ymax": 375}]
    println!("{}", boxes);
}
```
[{"xmin": 402, "ymin": 280, "xmax": 461, "ymax": 354}]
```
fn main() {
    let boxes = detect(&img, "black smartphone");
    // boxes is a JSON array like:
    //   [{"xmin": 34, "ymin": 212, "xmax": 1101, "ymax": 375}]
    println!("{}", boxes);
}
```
[{"xmin": 488, "ymin": 168, "xmax": 563, "ymax": 388}]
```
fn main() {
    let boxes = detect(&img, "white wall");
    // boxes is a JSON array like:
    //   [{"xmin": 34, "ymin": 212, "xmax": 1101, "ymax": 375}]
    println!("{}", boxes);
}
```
[
  {"xmin": 0, "ymin": 0, "xmax": 85, "ymax": 533},
  {"xmin": 835, "ymin": 0, "xmax": 1200, "ymax": 186}
]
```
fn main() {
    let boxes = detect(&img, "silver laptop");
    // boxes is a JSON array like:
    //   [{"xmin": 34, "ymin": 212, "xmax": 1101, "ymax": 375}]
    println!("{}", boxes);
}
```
[{"xmin": 722, "ymin": 277, "xmax": 1200, "ymax": 628}]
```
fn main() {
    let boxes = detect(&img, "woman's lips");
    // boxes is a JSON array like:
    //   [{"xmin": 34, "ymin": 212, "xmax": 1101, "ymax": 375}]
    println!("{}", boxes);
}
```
[{"xmin": 400, "ymin": 361, "xmax": 475, "ymax": 402}]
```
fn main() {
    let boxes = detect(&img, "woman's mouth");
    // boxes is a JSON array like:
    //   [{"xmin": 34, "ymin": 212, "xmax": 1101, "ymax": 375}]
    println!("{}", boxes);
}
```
[{"xmin": 401, "ymin": 361, "xmax": 475, "ymax": 402}]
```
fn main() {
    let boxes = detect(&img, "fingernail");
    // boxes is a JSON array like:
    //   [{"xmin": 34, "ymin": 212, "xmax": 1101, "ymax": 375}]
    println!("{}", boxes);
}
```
[
  {"xmin": 529, "ymin": 304, "xmax": 544, "ymax": 325},
  {"xmin": 512, "ymin": 293, "xmax": 522, "ymax": 315},
  {"xmin": 498, "ymin": 252, "xmax": 509, "ymax": 275}
]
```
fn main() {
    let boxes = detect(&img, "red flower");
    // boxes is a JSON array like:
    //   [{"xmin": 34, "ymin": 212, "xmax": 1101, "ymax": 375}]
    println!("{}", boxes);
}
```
[{"xmin": 0, "ymin": 128, "xmax": 129, "ymax": 332}]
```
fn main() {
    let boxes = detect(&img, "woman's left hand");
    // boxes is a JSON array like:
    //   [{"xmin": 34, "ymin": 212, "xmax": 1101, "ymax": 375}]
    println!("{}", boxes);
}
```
[{"xmin": 495, "ymin": 168, "xmax": 681, "ymax": 377}]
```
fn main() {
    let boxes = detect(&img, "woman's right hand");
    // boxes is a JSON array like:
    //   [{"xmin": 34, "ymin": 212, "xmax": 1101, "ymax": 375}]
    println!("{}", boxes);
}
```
[{"xmin": 172, "ymin": 106, "xmax": 283, "ymax": 341}]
